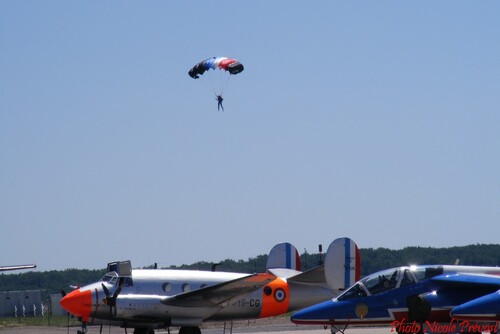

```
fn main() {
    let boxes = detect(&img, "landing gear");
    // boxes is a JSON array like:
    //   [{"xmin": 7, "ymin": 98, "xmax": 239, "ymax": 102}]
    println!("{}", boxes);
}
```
[
  {"xmin": 133, "ymin": 329, "xmax": 154, "ymax": 334},
  {"xmin": 406, "ymin": 295, "xmax": 430, "ymax": 334},
  {"xmin": 330, "ymin": 323, "xmax": 349, "ymax": 334},
  {"xmin": 77, "ymin": 322, "xmax": 87, "ymax": 334},
  {"xmin": 222, "ymin": 322, "xmax": 233, "ymax": 334},
  {"xmin": 407, "ymin": 295, "xmax": 431, "ymax": 323},
  {"xmin": 179, "ymin": 326, "xmax": 201, "ymax": 334}
]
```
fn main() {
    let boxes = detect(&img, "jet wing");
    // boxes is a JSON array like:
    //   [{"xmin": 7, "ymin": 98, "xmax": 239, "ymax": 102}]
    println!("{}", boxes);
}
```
[
  {"xmin": 451, "ymin": 289, "xmax": 500, "ymax": 321},
  {"xmin": 161, "ymin": 273, "xmax": 276, "ymax": 307},
  {"xmin": 432, "ymin": 273, "xmax": 500, "ymax": 288}
]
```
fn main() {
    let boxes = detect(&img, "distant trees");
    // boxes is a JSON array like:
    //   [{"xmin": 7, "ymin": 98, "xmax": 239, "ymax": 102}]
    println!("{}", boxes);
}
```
[
  {"xmin": 360, "ymin": 244, "xmax": 500, "ymax": 275},
  {"xmin": 1, "ymin": 244, "xmax": 499, "ymax": 294},
  {"xmin": 0, "ymin": 269, "xmax": 105, "ymax": 297}
]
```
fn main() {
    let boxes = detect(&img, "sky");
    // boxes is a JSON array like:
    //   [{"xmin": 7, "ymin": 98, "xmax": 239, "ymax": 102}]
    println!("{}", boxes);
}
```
[{"xmin": 1, "ymin": 1, "xmax": 499, "ymax": 272}]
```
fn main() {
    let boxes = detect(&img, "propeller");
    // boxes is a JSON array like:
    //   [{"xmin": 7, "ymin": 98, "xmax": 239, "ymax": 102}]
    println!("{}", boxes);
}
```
[
  {"xmin": 102, "ymin": 283, "xmax": 122, "ymax": 317},
  {"xmin": 102, "ymin": 283, "xmax": 122, "ymax": 334}
]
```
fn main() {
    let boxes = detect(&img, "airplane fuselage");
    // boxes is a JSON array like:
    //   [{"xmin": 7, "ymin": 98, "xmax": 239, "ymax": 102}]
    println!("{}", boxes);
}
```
[
  {"xmin": 61, "ymin": 238, "xmax": 360, "ymax": 334},
  {"xmin": 63, "ymin": 268, "xmax": 334, "ymax": 328},
  {"xmin": 291, "ymin": 265, "xmax": 500, "ymax": 327}
]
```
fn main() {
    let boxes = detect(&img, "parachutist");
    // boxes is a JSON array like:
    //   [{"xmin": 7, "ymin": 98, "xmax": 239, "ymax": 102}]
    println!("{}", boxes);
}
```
[
  {"xmin": 189, "ymin": 57, "xmax": 243, "ymax": 110},
  {"xmin": 216, "ymin": 95, "xmax": 224, "ymax": 111}
]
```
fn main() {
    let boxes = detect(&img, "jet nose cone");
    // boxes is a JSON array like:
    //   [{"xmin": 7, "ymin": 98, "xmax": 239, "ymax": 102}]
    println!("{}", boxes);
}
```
[
  {"xmin": 291, "ymin": 308, "xmax": 315, "ymax": 323},
  {"xmin": 291, "ymin": 302, "xmax": 328, "ymax": 324},
  {"xmin": 60, "ymin": 289, "xmax": 92, "ymax": 322}
]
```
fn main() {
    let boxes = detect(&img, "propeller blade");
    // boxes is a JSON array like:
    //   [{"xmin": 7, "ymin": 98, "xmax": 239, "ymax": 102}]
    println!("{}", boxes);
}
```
[
  {"xmin": 112, "ymin": 286, "xmax": 122, "ymax": 300},
  {"xmin": 101, "ymin": 282, "xmax": 122, "ymax": 320},
  {"xmin": 101, "ymin": 283, "xmax": 110, "ymax": 298}
]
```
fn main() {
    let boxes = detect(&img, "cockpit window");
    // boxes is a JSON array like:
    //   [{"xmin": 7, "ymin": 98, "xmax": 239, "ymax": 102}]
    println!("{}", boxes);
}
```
[
  {"xmin": 101, "ymin": 273, "xmax": 118, "ymax": 283},
  {"xmin": 410, "ymin": 266, "xmax": 443, "ymax": 282},
  {"xmin": 100, "ymin": 272, "xmax": 132, "ymax": 286},
  {"xmin": 362, "ymin": 268, "xmax": 400, "ymax": 294},
  {"xmin": 337, "ymin": 283, "xmax": 368, "ymax": 301},
  {"xmin": 425, "ymin": 267, "xmax": 444, "ymax": 279},
  {"xmin": 118, "ymin": 276, "xmax": 133, "ymax": 287},
  {"xmin": 400, "ymin": 269, "xmax": 415, "ymax": 286}
]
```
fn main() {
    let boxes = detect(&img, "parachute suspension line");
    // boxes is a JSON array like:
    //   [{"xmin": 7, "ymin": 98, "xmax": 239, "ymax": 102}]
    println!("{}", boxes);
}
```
[
  {"xmin": 207, "ymin": 69, "xmax": 231, "ymax": 96},
  {"xmin": 218, "ymin": 74, "xmax": 231, "ymax": 96},
  {"xmin": 208, "ymin": 70, "xmax": 218, "ymax": 96},
  {"xmin": 198, "ymin": 73, "xmax": 217, "ymax": 100}
]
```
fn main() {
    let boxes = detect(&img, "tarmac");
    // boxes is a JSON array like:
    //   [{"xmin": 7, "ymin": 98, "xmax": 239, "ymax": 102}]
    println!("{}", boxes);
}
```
[
  {"xmin": 0, "ymin": 327, "xmax": 392, "ymax": 334},
  {"xmin": 0, "ymin": 323, "xmax": 392, "ymax": 334},
  {"xmin": 3, "ymin": 318, "xmax": 497, "ymax": 334}
]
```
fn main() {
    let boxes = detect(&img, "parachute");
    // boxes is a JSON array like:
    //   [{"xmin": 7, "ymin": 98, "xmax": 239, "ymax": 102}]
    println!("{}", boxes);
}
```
[
  {"xmin": 188, "ymin": 57, "xmax": 244, "ymax": 97},
  {"xmin": 188, "ymin": 57, "xmax": 244, "ymax": 79}
]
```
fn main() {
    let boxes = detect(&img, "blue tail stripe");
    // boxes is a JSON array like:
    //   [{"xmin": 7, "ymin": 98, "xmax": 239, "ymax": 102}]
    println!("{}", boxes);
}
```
[
  {"xmin": 344, "ymin": 239, "xmax": 350, "ymax": 289},
  {"xmin": 286, "ymin": 243, "xmax": 291, "ymax": 269}
]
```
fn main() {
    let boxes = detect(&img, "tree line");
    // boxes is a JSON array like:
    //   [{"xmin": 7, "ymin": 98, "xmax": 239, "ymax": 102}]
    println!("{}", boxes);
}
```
[{"xmin": 1, "ymin": 244, "xmax": 499, "ymax": 295}]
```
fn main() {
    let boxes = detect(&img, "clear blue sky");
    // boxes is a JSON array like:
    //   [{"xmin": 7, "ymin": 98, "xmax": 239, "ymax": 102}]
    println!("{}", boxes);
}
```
[{"xmin": 1, "ymin": 2, "xmax": 499, "ymax": 272}]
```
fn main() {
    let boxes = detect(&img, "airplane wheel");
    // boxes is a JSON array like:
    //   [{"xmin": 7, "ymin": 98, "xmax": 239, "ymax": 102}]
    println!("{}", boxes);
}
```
[
  {"xmin": 179, "ymin": 326, "xmax": 201, "ymax": 334},
  {"xmin": 133, "ymin": 329, "xmax": 154, "ymax": 334},
  {"xmin": 407, "ymin": 295, "xmax": 431, "ymax": 323}
]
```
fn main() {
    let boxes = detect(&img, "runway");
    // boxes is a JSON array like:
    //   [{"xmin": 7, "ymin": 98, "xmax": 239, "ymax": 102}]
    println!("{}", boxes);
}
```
[
  {"xmin": 0, "ymin": 324, "xmax": 391, "ymax": 334},
  {"xmin": 0, "ymin": 327, "xmax": 391, "ymax": 334}
]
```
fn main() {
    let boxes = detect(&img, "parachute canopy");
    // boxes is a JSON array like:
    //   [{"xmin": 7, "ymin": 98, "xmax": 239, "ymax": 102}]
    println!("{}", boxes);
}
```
[{"xmin": 188, "ymin": 57, "xmax": 244, "ymax": 79}]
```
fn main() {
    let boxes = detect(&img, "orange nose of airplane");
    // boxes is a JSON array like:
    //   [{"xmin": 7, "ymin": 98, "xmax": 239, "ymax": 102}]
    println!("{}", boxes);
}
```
[{"xmin": 60, "ymin": 289, "xmax": 92, "ymax": 322}]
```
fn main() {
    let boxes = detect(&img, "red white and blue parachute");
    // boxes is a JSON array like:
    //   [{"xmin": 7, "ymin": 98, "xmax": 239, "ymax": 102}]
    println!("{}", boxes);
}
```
[{"xmin": 188, "ymin": 57, "xmax": 244, "ymax": 79}]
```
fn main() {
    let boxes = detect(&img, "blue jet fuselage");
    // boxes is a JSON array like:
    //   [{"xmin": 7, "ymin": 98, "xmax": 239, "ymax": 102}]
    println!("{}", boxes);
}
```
[{"xmin": 291, "ymin": 265, "xmax": 500, "ymax": 327}]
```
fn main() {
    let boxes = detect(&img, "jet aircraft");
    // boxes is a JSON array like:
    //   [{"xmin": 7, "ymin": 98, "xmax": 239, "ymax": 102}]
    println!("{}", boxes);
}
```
[
  {"xmin": 291, "ymin": 264, "xmax": 500, "ymax": 334},
  {"xmin": 0, "ymin": 264, "xmax": 36, "ymax": 272},
  {"xmin": 60, "ymin": 238, "xmax": 360, "ymax": 334}
]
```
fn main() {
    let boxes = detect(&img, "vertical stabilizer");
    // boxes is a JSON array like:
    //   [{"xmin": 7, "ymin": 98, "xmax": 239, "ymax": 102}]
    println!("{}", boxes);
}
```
[
  {"xmin": 324, "ymin": 238, "xmax": 360, "ymax": 290},
  {"xmin": 266, "ymin": 242, "xmax": 300, "ymax": 271}
]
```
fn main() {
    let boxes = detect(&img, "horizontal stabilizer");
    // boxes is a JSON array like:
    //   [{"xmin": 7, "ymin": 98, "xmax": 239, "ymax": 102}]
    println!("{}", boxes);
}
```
[
  {"xmin": 267, "ymin": 268, "xmax": 302, "ymax": 279},
  {"xmin": 287, "ymin": 265, "xmax": 326, "ymax": 285}
]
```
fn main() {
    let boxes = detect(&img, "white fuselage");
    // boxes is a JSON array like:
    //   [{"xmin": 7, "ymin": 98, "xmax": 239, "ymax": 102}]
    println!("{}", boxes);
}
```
[{"xmin": 63, "ymin": 268, "xmax": 335, "ymax": 328}]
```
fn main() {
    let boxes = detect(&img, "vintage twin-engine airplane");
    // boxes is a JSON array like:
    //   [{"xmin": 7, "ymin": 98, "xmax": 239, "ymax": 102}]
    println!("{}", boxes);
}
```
[
  {"xmin": 60, "ymin": 238, "xmax": 360, "ymax": 334},
  {"xmin": 291, "ymin": 264, "xmax": 500, "ymax": 333},
  {"xmin": 0, "ymin": 264, "xmax": 36, "ymax": 272}
]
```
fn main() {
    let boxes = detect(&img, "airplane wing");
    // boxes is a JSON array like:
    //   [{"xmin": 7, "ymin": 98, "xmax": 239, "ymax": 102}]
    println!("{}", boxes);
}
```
[
  {"xmin": 451, "ymin": 289, "xmax": 500, "ymax": 320},
  {"xmin": 161, "ymin": 273, "xmax": 276, "ymax": 307},
  {"xmin": 0, "ymin": 264, "xmax": 36, "ymax": 272},
  {"xmin": 434, "ymin": 274, "xmax": 500, "ymax": 321},
  {"xmin": 432, "ymin": 273, "xmax": 500, "ymax": 288}
]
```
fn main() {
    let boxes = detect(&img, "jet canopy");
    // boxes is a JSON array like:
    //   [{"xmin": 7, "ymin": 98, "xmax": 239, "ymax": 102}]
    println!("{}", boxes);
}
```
[{"xmin": 337, "ymin": 266, "xmax": 445, "ymax": 301}]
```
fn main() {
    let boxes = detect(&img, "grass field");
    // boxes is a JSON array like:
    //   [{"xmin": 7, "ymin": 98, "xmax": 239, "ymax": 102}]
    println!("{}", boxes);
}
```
[{"xmin": 0, "ymin": 315, "xmax": 80, "ymax": 328}]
